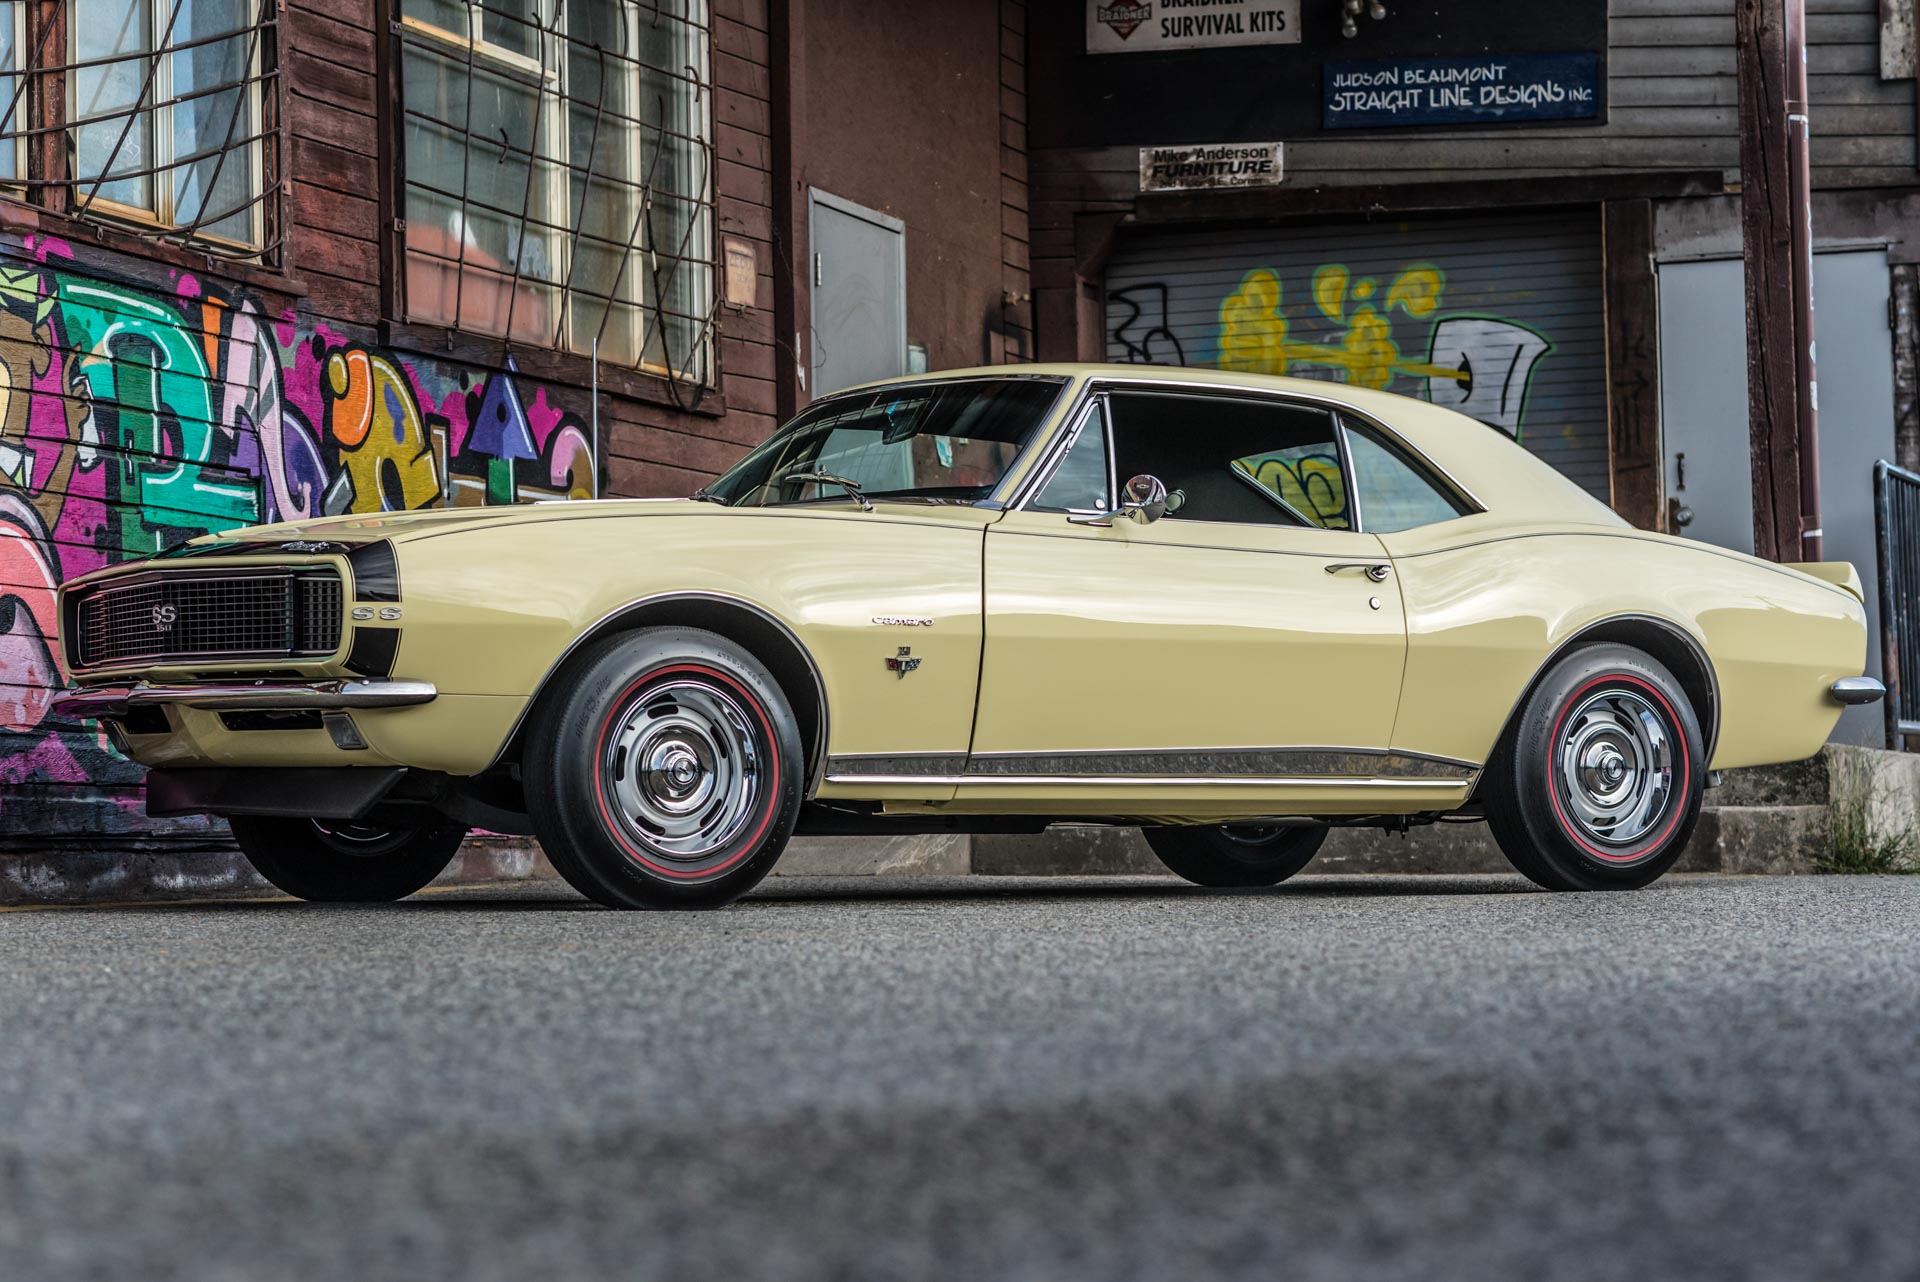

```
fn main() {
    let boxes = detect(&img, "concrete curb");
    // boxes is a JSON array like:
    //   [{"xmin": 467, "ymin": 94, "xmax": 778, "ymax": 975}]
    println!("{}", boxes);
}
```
[
  {"xmin": 8, "ymin": 743, "xmax": 1904, "ymax": 903},
  {"xmin": 0, "ymin": 835, "xmax": 560, "ymax": 906},
  {"xmin": 0, "ymin": 820, "xmax": 1807, "ymax": 906}
]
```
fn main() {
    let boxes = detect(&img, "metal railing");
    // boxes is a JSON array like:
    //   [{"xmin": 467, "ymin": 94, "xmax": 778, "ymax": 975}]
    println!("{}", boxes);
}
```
[{"xmin": 1873, "ymin": 459, "xmax": 1920, "ymax": 747}]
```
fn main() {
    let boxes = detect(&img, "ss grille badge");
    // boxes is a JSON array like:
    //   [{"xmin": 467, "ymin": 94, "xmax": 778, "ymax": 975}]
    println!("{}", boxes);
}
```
[{"xmin": 151, "ymin": 604, "xmax": 177, "ymax": 632}]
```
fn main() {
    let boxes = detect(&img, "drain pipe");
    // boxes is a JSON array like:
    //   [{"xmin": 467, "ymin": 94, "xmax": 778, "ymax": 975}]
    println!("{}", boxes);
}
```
[
  {"xmin": 1784, "ymin": 0, "xmax": 1822, "ymax": 561},
  {"xmin": 591, "ymin": 336, "xmax": 601, "ymax": 499}
]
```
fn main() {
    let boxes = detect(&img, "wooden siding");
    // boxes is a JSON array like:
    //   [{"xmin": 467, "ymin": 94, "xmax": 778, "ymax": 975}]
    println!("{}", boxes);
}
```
[
  {"xmin": 1032, "ymin": 0, "xmax": 1916, "ymax": 232},
  {"xmin": 283, "ymin": 0, "xmax": 782, "ymax": 493},
  {"xmin": 1030, "ymin": 0, "xmax": 1918, "ymax": 359}
]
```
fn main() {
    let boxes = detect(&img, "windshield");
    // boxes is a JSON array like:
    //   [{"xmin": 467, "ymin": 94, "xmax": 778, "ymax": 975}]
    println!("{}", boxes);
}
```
[{"xmin": 701, "ymin": 377, "xmax": 1068, "ymax": 507}]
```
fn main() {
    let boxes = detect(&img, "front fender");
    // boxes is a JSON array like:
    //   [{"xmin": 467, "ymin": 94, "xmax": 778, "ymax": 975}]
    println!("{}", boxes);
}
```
[{"xmin": 367, "ymin": 509, "xmax": 992, "ymax": 775}]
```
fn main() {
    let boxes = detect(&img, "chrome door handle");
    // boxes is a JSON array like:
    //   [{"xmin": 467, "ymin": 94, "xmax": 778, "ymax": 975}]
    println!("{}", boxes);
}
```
[{"xmin": 1325, "ymin": 562, "xmax": 1391, "ymax": 582}]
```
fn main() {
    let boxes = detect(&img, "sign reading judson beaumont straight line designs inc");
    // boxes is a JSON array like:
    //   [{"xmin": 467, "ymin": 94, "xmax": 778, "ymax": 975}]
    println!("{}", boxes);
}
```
[
  {"xmin": 1088, "ymin": 0, "xmax": 1301, "ymax": 54},
  {"xmin": 1324, "ymin": 52, "xmax": 1601, "ymax": 129}
]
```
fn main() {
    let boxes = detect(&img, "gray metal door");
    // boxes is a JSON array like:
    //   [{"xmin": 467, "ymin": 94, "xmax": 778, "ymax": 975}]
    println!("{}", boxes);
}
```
[
  {"xmin": 809, "ymin": 189, "xmax": 906, "ymax": 397},
  {"xmin": 1658, "ymin": 251, "xmax": 1897, "ymax": 745},
  {"xmin": 1102, "ymin": 211, "xmax": 1610, "ymax": 498}
]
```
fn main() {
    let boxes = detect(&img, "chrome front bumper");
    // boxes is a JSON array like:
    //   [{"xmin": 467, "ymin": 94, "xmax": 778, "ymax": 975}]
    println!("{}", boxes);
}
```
[
  {"xmin": 52, "ymin": 679, "xmax": 438, "ymax": 720},
  {"xmin": 1830, "ymin": 676, "xmax": 1886, "ymax": 706}
]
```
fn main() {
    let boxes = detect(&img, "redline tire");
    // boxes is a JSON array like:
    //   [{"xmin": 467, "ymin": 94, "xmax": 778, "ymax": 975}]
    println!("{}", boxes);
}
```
[
  {"xmin": 1482, "ymin": 642, "xmax": 1705, "ymax": 891},
  {"xmin": 228, "ymin": 816, "xmax": 467, "ymax": 902},
  {"xmin": 524, "ymin": 627, "xmax": 804, "ymax": 910},
  {"xmin": 1142, "ymin": 823, "xmax": 1328, "ymax": 888}
]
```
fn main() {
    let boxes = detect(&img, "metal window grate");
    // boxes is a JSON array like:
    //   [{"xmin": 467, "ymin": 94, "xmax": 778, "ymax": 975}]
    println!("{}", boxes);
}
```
[
  {"xmin": 0, "ymin": 0, "xmax": 282, "ymax": 260},
  {"xmin": 397, "ymin": 0, "xmax": 716, "ymax": 385},
  {"xmin": 72, "ymin": 568, "xmax": 341, "ymax": 668},
  {"xmin": 1874, "ymin": 459, "xmax": 1920, "ymax": 747}
]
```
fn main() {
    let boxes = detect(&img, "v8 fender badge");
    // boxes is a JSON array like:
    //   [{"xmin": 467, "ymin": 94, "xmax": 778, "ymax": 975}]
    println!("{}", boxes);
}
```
[
  {"xmin": 885, "ymin": 647, "xmax": 922, "ymax": 679},
  {"xmin": 872, "ymin": 616, "xmax": 933, "ymax": 628}
]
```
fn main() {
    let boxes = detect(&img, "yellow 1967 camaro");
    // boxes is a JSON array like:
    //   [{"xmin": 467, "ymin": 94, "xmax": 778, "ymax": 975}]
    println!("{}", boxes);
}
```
[{"xmin": 54, "ymin": 365, "xmax": 1878, "ymax": 907}]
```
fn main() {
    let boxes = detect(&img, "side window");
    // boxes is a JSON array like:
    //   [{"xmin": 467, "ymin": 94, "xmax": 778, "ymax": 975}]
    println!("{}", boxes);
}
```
[
  {"xmin": 1343, "ymin": 420, "xmax": 1472, "ymax": 533},
  {"xmin": 1030, "ymin": 403, "xmax": 1110, "ymax": 513},
  {"xmin": 1106, "ymin": 391, "xmax": 1350, "ymax": 529}
]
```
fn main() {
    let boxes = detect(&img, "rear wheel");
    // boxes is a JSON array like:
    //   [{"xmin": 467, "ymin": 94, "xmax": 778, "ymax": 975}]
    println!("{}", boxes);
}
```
[
  {"xmin": 229, "ymin": 816, "xmax": 467, "ymax": 902},
  {"xmin": 524, "ymin": 627, "xmax": 804, "ymax": 910},
  {"xmin": 1142, "ymin": 823, "xmax": 1328, "ymax": 887},
  {"xmin": 1481, "ymin": 642, "xmax": 1705, "ymax": 891}
]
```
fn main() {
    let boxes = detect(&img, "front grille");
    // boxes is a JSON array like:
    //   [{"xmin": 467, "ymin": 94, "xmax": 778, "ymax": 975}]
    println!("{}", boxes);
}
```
[{"xmin": 72, "ymin": 569, "xmax": 343, "ymax": 669}]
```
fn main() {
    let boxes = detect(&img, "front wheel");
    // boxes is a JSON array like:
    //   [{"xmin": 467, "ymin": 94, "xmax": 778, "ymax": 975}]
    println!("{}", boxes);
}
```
[
  {"xmin": 229, "ymin": 816, "xmax": 467, "ymax": 902},
  {"xmin": 1481, "ymin": 642, "xmax": 1705, "ymax": 891},
  {"xmin": 523, "ymin": 627, "xmax": 805, "ymax": 910},
  {"xmin": 1142, "ymin": 823, "xmax": 1328, "ymax": 887}
]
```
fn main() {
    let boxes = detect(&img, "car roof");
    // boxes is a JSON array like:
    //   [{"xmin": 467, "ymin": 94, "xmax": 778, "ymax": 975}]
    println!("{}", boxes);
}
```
[{"xmin": 828, "ymin": 364, "xmax": 1624, "ymax": 529}]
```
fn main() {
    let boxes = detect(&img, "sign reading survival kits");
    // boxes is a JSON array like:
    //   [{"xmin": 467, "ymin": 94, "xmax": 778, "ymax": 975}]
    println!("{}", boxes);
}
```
[
  {"xmin": 1324, "ymin": 52, "xmax": 1601, "ymax": 129},
  {"xmin": 1089, "ymin": 0, "xmax": 1301, "ymax": 54}
]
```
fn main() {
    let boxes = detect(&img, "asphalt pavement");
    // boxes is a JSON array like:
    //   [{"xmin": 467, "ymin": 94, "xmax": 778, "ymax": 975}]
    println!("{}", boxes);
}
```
[{"xmin": 3, "ymin": 872, "xmax": 1919, "ymax": 1281}]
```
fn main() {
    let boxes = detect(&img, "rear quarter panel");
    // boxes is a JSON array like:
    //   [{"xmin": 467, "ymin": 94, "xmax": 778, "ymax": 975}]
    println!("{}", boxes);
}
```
[{"xmin": 1381, "ymin": 519, "xmax": 1866, "ymax": 772}]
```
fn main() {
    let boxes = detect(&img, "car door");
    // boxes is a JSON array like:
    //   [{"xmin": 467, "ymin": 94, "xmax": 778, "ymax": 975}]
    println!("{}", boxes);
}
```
[{"xmin": 970, "ymin": 385, "xmax": 1411, "ymax": 787}]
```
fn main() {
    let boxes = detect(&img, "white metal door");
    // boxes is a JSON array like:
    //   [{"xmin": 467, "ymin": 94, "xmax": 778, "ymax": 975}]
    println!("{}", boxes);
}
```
[
  {"xmin": 809, "ymin": 189, "xmax": 906, "ymax": 398},
  {"xmin": 1658, "ymin": 251, "xmax": 1896, "ymax": 745}
]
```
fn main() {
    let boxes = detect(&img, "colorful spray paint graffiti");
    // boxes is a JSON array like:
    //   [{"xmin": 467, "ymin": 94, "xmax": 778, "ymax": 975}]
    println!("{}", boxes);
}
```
[
  {"xmin": 0, "ymin": 238, "xmax": 596, "ymax": 836},
  {"xmin": 1218, "ymin": 263, "xmax": 1552, "ymax": 437},
  {"xmin": 1110, "ymin": 263, "xmax": 1555, "ymax": 439}
]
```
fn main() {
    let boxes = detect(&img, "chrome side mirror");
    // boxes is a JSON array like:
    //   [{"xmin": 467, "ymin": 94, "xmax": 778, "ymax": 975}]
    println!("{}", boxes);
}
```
[
  {"xmin": 1120, "ymin": 474, "xmax": 1168, "ymax": 524},
  {"xmin": 1067, "ymin": 474, "xmax": 1169, "ymax": 527}
]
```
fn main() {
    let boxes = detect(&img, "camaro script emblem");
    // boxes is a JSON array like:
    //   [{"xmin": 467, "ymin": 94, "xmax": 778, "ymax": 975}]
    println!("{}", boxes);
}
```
[
  {"xmin": 151, "ymin": 604, "xmax": 177, "ymax": 632},
  {"xmin": 885, "ymin": 647, "xmax": 922, "ymax": 679}
]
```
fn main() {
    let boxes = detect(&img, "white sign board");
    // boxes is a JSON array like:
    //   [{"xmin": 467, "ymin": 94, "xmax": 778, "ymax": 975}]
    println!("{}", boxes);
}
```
[
  {"xmin": 1088, "ymin": 1, "xmax": 1302, "ymax": 54},
  {"xmin": 1140, "ymin": 141, "xmax": 1284, "ymax": 192}
]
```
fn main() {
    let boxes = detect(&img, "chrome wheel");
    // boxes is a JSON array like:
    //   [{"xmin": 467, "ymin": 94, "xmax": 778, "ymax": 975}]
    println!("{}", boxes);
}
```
[
  {"xmin": 602, "ymin": 678, "xmax": 762, "ymax": 869},
  {"xmin": 1555, "ymin": 686, "xmax": 1675, "ymax": 849}
]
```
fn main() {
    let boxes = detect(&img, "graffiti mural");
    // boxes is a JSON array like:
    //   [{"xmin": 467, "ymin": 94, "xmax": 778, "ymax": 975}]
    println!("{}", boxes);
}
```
[
  {"xmin": 0, "ymin": 238, "xmax": 596, "ymax": 837},
  {"xmin": 1101, "ymin": 215, "xmax": 1615, "ymax": 496},
  {"xmin": 1108, "ymin": 283, "xmax": 1188, "ymax": 367},
  {"xmin": 1215, "ymin": 262, "xmax": 1552, "ymax": 438}
]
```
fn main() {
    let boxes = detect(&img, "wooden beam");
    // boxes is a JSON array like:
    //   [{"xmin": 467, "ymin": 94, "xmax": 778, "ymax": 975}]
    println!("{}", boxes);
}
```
[
  {"xmin": 770, "ymin": 0, "xmax": 809, "ymax": 419},
  {"xmin": 1602, "ymin": 199, "xmax": 1663, "ymax": 532},
  {"xmin": 1127, "ymin": 170, "xmax": 1725, "ymax": 231},
  {"xmin": 1736, "ymin": 0, "xmax": 1803, "ymax": 563}
]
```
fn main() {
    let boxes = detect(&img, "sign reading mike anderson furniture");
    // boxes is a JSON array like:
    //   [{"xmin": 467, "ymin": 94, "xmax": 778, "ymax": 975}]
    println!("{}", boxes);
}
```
[
  {"xmin": 1088, "ymin": 0, "xmax": 1301, "ymax": 54},
  {"xmin": 1140, "ymin": 141, "xmax": 1283, "ymax": 192},
  {"xmin": 1323, "ymin": 52, "xmax": 1601, "ymax": 129}
]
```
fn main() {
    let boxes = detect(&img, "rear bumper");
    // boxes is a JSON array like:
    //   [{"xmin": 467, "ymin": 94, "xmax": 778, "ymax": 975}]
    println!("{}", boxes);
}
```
[
  {"xmin": 1830, "ymin": 676, "xmax": 1886, "ymax": 706},
  {"xmin": 52, "ymin": 679, "xmax": 438, "ymax": 720}
]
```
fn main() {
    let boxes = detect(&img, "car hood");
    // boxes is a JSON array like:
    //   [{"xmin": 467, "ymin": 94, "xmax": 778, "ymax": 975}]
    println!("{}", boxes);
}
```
[
  {"xmin": 160, "ymin": 497, "xmax": 1002, "ymax": 555},
  {"xmin": 172, "ymin": 498, "xmax": 715, "ymax": 549}
]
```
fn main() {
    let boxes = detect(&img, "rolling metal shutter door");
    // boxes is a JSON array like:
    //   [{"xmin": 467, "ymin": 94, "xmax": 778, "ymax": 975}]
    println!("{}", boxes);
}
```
[{"xmin": 1102, "ymin": 211, "xmax": 1610, "ymax": 499}]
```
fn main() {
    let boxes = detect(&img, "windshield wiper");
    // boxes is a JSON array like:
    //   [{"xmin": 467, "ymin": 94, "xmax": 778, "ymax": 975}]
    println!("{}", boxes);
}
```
[
  {"xmin": 781, "ymin": 471, "xmax": 874, "ymax": 512},
  {"xmin": 688, "ymin": 487, "xmax": 729, "ymax": 505}
]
